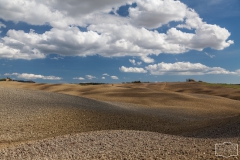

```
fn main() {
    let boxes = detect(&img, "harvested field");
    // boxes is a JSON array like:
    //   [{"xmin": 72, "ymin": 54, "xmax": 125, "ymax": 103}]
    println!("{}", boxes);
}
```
[{"xmin": 0, "ymin": 82, "xmax": 239, "ymax": 159}]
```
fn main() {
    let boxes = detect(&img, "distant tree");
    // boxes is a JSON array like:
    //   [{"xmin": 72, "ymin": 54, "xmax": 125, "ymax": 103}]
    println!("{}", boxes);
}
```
[
  {"xmin": 132, "ymin": 80, "xmax": 141, "ymax": 83},
  {"xmin": 79, "ymin": 82, "xmax": 105, "ymax": 85},
  {"xmin": 186, "ymin": 79, "xmax": 196, "ymax": 82},
  {"xmin": 0, "ymin": 77, "xmax": 13, "ymax": 81},
  {"xmin": 143, "ymin": 81, "xmax": 150, "ymax": 83}
]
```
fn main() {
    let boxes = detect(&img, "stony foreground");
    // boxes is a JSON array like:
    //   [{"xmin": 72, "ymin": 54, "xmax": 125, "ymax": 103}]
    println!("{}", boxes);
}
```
[
  {"xmin": 0, "ymin": 85, "xmax": 239, "ymax": 159},
  {"xmin": 0, "ymin": 130, "xmax": 239, "ymax": 160}
]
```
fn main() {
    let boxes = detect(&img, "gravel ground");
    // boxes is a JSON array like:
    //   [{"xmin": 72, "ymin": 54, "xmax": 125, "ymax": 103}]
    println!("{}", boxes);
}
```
[
  {"xmin": 0, "ymin": 86, "xmax": 239, "ymax": 159},
  {"xmin": 0, "ymin": 87, "xmax": 132, "ymax": 146},
  {"xmin": 0, "ymin": 130, "xmax": 239, "ymax": 160}
]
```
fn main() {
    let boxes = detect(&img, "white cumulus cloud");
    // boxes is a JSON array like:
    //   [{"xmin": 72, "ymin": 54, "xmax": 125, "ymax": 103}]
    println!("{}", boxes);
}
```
[
  {"xmin": 129, "ymin": 59, "xmax": 142, "ymax": 65},
  {"xmin": 129, "ymin": 59, "xmax": 136, "ymax": 65},
  {"xmin": 0, "ymin": 0, "xmax": 234, "ymax": 60},
  {"xmin": 145, "ymin": 62, "xmax": 239, "ymax": 75},
  {"xmin": 140, "ymin": 56, "xmax": 155, "ymax": 63},
  {"xmin": 119, "ymin": 66, "xmax": 147, "ymax": 73},
  {"xmin": 73, "ymin": 77, "xmax": 85, "ymax": 80},
  {"xmin": 177, "ymin": 8, "xmax": 203, "ymax": 30},
  {"xmin": 0, "ymin": 0, "xmax": 131, "ymax": 28},
  {"xmin": 102, "ymin": 73, "xmax": 109, "ymax": 76},
  {"xmin": 86, "ymin": 75, "xmax": 97, "ymax": 80},
  {"xmin": 111, "ymin": 76, "xmax": 119, "ymax": 80},
  {"xmin": 4, "ymin": 73, "xmax": 62, "ymax": 80},
  {"xmin": 130, "ymin": 0, "xmax": 187, "ymax": 29}
]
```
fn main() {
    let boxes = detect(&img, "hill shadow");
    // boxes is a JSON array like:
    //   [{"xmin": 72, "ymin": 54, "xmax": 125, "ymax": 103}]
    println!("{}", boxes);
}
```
[{"xmin": 180, "ymin": 115, "xmax": 240, "ymax": 138}]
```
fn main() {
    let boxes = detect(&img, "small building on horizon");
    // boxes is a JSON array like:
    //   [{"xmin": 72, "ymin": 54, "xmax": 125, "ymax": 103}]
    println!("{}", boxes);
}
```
[{"xmin": 6, "ymin": 77, "xmax": 11, "ymax": 81}]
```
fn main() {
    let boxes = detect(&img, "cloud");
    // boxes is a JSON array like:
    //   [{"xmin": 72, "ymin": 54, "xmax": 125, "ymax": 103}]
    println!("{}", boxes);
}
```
[
  {"xmin": 205, "ymin": 52, "xmax": 215, "ymax": 58},
  {"xmin": 102, "ymin": 73, "xmax": 109, "ymax": 76},
  {"xmin": 0, "ymin": 22, "xmax": 5, "ymax": 33},
  {"xmin": 111, "ymin": 76, "xmax": 119, "ymax": 80},
  {"xmin": 129, "ymin": 59, "xmax": 142, "ymax": 65},
  {"xmin": 235, "ymin": 69, "xmax": 240, "ymax": 74},
  {"xmin": 86, "ymin": 75, "xmax": 97, "ymax": 80},
  {"xmin": 73, "ymin": 77, "xmax": 85, "ymax": 80},
  {"xmin": 102, "ymin": 74, "xmax": 118, "ymax": 79},
  {"xmin": 119, "ymin": 66, "xmax": 147, "ymax": 73},
  {"xmin": 51, "ymin": 56, "xmax": 64, "ymax": 60},
  {"xmin": 0, "ymin": 22, "xmax": 6, "ymax": 28},
  {"xmin": 129, "ymin": 59, "xmax": 136, "ymax": 65},
  {"xmin": 140, "ymin": 56, "xmax": 154, "ymax": 63},
  {"xmin": 0, "ymin": 0, "xmax": 131, "ymax": 28},
  {"xmin": 191, "ymin": 24, "xmax": 234, "ymax": 50},
  {"xmin": 0, "ymin": 38, "xmax": 46, "ymax": 60},
  {"xmin": 166, "ymin": 26, "xmax": 233, "ymax": 52},
  {"xmin": 0, "ymin": 0, "xmax": 233, "ymax": 60},
  {"xmin": 4, "ymin": 73, "xmax": 62, "ymax": 80},
  {"xmin": 145, "ymin": 62, "xmax": 239, "ymax": 75},
  {"xmin": 129, "ymin": 0, "xmax": 187, "ymax": 29},
  {"xmin": 0, "ymin": 1, "xmax": 67, "ymax": 28},
  {"xmin": 176, "ymin": 9, "xmax": 203, "ymax": 30}
]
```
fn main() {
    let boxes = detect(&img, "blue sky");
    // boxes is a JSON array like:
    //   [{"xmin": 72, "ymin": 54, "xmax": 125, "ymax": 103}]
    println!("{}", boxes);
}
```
[{"xmin": 0, "ymin": 0, "xmax": 239, "ymax": 83}]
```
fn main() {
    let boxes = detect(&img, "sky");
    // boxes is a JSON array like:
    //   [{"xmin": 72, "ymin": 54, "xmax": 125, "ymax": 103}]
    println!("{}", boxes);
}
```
[{"xmin": 0, "ymin": 0, "xmax": 239, "ymax": 84}]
